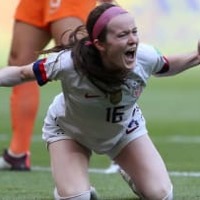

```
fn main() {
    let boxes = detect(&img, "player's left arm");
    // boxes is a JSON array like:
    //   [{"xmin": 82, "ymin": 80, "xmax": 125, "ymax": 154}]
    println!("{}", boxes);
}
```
[
  {"xmin": 0, "ymin": 63, "xmax": 35, "ymax": 86},
  {"xmin": 156, "ymin": 40, "xmax": 200, "ymax": 76}
]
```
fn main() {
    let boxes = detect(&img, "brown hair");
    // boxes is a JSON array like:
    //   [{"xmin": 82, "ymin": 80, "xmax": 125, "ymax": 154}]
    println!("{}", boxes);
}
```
[{"xmin": 43, "ymin": 3, "xmax": 130, "ymax": 93}]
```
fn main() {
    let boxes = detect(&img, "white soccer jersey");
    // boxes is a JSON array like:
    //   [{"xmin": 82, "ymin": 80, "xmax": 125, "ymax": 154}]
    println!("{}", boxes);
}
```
[{"xmin": 33, "ymin": 43, "xmax": 167, "ymax": 155}]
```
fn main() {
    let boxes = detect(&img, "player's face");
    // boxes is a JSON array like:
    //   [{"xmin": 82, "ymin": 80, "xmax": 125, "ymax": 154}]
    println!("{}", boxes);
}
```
[{"xmin": 101, "ymin": 13, "xmax": 139, "ymax": 71}]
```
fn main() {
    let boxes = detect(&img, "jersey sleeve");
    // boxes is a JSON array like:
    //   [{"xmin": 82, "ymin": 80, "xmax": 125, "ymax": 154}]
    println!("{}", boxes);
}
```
[
  {"xmin": 33, "ymin": 51, "xmax": 72, "ymax": 86},
  {"xmin": 136, "ymin": 44, "xmax": 169, "ymax": 76}
]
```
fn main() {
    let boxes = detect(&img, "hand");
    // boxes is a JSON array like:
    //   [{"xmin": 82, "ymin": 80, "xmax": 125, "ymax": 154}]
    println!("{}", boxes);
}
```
[
  {"xmin": 198, "ymin": 40, "xmax": 200, "ymax": 64},
  {"xmin": 198, "ymin": 40, "xmax": 200, "ymax": 54}
]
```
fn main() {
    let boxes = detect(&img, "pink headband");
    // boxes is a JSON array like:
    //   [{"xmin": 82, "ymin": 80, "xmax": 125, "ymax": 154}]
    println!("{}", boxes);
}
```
[{"xmin": 92, "ymin": 6, "xmax": 128, "ymax": 40}]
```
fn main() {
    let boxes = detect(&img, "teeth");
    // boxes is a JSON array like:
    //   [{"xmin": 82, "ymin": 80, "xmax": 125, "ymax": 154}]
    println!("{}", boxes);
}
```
[{"xmin": 126, "ymin": 48, "xmax": 136, "ymax": 53}]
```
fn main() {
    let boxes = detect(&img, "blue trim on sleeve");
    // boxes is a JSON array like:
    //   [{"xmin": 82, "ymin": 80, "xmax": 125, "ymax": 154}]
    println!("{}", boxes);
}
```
[{"xmin": 33, "ymin": 59, "xmax": 48, "ymax": 86}]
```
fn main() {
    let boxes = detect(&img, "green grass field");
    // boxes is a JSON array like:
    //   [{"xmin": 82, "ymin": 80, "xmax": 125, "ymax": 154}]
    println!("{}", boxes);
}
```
[{"xmin": 0, "ymin": 69, "xmax": 200, "ymax": 200}]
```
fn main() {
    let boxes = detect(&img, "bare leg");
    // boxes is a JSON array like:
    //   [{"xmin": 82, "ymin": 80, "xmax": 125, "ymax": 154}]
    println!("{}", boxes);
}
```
[
  {"xmin": 114, "ymin": 134, "xmax": 172, "ymax": 200},
  {"xmin": 8, "ymin": 21, "xmax": 51, "ymax": 156},
  {"xmin": 49, "ymin": 139, "xmax": 91, "ymax": 198},
  {"xmin": 50, "ymin": 17, "xmax": 84, "ymax": 45}
]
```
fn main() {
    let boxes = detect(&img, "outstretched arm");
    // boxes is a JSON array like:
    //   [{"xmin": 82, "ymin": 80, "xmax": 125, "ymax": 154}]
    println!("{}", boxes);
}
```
[
  {"xmin": 157, "ymin": 40, "xmax": 200, "ymax": 76},
  {"xmin": 0, "ymin": 63, "xmax": 35, "ymax": 86}
]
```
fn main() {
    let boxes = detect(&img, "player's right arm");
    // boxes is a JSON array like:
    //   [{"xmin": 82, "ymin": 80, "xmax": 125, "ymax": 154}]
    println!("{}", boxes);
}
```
[{"xmin": 0, "ymin": 63, "xmax": 35, "ymax": 86}]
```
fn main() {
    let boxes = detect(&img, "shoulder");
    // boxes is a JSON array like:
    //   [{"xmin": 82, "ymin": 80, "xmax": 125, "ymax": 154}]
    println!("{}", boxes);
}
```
[
  {"xmin": 47, "ymin": 50, "xmax": 72, "ymax": 63},
  {"xmin": 45, "ymin": 50, "xmax": 74, "ymax": 70},
  {"xmin": 136, "ymin": 43, "xmax": 164, "ymax": 69},
  {"xmin": 134, "ymin": 43, "xmax": 165, "ymax": 77},
  {"xmin": 136, "ymin": 43, "xmax": 161, "ymax": 62}
]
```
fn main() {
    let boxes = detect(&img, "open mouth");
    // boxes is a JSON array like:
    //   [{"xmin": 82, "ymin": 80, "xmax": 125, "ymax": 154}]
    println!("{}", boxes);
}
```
[{"xmin": 124, "ymin": 48, "xmax": 136, "ymax": 63}]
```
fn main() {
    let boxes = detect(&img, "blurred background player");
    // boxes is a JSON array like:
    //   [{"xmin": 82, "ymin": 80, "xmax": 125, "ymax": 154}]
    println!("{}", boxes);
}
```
[{"xmin": 0, "ymin": 0, "xmax": 108, "ymax": 171}]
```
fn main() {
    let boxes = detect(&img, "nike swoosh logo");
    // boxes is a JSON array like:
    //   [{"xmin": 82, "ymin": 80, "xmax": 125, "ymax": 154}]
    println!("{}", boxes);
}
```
[
  {"xmin": 85, "ymin": 93, "xmax": 101, "ymax": 98},
  {"xmin": 126, "ymin": 126, "xmax": 138, "ymax": 134}
]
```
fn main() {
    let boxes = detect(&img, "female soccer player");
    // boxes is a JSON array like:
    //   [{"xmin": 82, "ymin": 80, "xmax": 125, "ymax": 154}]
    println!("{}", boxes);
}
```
[{"xmin": 1, "ymin": 3, "xmax": 200, "ymax": 200}]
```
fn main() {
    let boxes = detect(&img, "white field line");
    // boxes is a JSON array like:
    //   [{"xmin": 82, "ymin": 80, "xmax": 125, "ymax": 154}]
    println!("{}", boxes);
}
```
[
  {"xmin": 1, "ymin": 133, "xmax": 200, "ymax": 177},
  {"xmin": 169, "ymin": 171, "xmax": 200, "ymax": 177},
  {"xmin": 32, "ymin": 166, "xmax": 200, "ymax": 177}
]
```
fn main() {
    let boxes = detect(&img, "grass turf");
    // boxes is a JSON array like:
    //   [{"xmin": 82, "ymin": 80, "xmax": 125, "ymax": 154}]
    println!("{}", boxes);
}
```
[{"xmin": 0, "ymin": 69, "xmax": 200, "ymax": 199}]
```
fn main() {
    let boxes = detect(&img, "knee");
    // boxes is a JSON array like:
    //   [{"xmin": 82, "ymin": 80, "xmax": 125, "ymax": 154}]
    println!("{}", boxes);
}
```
[
  {"xmin": 8, "ymin": 49, "xmax": 36, "ymax": 65},
  {"xmin": 8, "ymin": 50, "xmax": 22, "ymax": 65},
  {"xmin": 139, "ymin": 183, "xmax": 173, "ymax": 200}
]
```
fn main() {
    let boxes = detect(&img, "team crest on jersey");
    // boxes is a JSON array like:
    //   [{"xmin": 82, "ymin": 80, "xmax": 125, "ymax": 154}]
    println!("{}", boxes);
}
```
[
  {"xmin": 126, "ymin": 79, "xmax": 144, "ymax": 98},
  {"xmin": 133, "ymin": 85, "xmax": 143, "ymax": 98}
]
